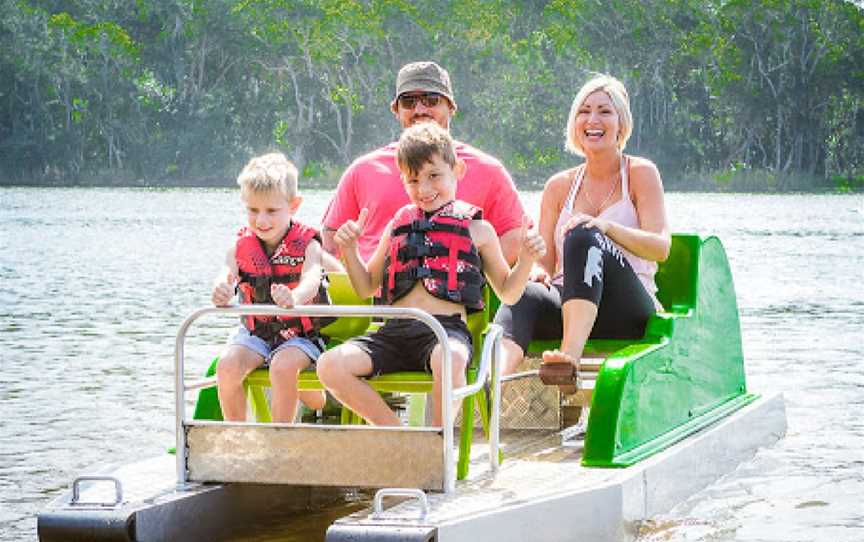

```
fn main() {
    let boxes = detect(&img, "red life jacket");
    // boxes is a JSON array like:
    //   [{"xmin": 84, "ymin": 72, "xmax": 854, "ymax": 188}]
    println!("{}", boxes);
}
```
[
  {"xmin": 235, "ymin": 222, "xmax": 329, "ymax": 345},
  {"xmin": 383, "ymin": 200, "xmax": 485, "ymax": 311}
]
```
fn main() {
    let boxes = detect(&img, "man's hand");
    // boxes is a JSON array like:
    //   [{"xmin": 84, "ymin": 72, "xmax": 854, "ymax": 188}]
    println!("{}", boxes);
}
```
[
  {"xmin": 334, "ymin": 208, "xmax": 368, "ymax": 250},
  {"xmin": 271, "ymin": 283, "xmax": 296, "ymax": 308},
  {"xmin": 212, "ymin": 273, "xmax": 237, "ymax": 307}
]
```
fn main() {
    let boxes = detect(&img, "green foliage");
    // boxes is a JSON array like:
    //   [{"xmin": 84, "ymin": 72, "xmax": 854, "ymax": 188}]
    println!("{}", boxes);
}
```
[
  {"xmin": 833, "ymin": 175, "xmax": 864, "ymax": 194},
  {"xmin": 1, "ymin": 0, "xmax": 861, "ymax": 190}
]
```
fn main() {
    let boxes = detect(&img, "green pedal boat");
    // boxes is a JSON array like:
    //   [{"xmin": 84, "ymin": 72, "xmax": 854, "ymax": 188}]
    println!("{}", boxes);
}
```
[{"xmin": 38, "ymin": 234, "xmax": 786, "ymax": 542}]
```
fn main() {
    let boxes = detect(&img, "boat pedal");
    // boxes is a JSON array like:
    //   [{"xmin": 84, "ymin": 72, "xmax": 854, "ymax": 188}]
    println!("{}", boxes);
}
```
[{"xmin": 539, "ymin": 362, "xmax": 581, "ymax": 387}]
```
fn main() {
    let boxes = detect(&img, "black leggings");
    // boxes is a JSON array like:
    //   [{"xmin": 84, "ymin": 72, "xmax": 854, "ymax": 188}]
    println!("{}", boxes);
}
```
[{"xmin": 493, "ymin": 226, "xmax": 656, "ymax": 352}]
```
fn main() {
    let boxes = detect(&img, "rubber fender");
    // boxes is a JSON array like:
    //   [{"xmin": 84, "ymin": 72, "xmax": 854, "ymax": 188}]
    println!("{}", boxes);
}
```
[
  {"xmin": 325, "ymin": 524, "xmax": 436, "ymax": 542},
  {"xmin": 37, "ymin": 509, "xmax": 135, "ymax": 542}
]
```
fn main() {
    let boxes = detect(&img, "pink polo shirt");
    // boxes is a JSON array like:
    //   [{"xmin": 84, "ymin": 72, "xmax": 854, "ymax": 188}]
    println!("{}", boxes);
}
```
[{"xmin": 322, "ymin": 141, "xmax": 526, "ymax": 261}]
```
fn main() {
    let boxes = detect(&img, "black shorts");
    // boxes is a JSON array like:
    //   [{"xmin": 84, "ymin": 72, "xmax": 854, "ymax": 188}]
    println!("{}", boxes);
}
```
[{"xmin": 347, "ymin": 314, "xmax": 473, "ymax": 376}]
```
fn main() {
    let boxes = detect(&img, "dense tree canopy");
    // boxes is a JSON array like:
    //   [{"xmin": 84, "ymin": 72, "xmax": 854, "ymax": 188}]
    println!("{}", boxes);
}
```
[{"xmin": 1, "ymin": 0, "xmax": 861, "ymax": 190}]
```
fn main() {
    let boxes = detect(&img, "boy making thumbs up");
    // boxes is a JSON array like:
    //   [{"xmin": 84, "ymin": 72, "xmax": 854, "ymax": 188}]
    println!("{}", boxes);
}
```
[
  {"xmin": 317, "ymin": 123, "xmax": 545, "ymax": 427},
  {"xmin": 211, "ymin": 153, "xmax": 329, "ymax": 422}
]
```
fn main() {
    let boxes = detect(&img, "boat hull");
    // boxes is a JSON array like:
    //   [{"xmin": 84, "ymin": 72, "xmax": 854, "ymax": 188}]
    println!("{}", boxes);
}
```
[
  {"xmin": 38, "ymin": 393, "xmax": 785, "ymax": 541},
  {"xmin": 37, "ymin": 454, "xmax": 348, "ymax": 542}
]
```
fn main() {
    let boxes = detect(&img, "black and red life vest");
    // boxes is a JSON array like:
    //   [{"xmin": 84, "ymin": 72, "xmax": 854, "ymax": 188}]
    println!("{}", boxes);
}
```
[
  {"xmin": 383, "ymin": 200, "xmax": 485, "ymax": 311},
  {"xmin": 235, "ymin": 222, "xmax": 329, "ymax": 345}
]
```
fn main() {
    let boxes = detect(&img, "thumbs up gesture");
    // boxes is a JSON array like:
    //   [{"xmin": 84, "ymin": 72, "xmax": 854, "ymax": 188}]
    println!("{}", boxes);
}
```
[
  {"xmin": 334, "ymin": 208, "xmax": 368, "ymax": 250},
  {"xmin": 212, "ymin": 271, "xmax": 237, "ymax": 307},
  {"xmin": 518, "ymin": 215, "xmax": 546, "ymax": 263}
]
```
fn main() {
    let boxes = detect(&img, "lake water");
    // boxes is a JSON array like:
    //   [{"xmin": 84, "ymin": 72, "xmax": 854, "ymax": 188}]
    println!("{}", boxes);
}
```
[{"xmin": 1, "ymin": 187, "xmax": 862, "ymax": 541}]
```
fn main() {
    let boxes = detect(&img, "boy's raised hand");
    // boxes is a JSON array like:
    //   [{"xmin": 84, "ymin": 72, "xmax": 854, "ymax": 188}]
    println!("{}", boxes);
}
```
[
  {"xmin": 518, "ymin": 215, "xmax": 546, "ymax": 263},
  {"xmin": 334, "ymin": 207, "xmax": 368, "ymax": 250},
  {"xmin": 212, "ymin": 272, "xmax": 237, "ymax": 307},
  {"xmin": 271, "ymin": 283, "xmax": 296, "ymax": 308}
]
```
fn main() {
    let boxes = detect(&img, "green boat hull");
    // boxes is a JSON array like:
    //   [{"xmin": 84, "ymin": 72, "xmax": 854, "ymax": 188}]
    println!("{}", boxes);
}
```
[{"xmin": 582, "ymin": 235, "xmax": 755, "ymax": 467}]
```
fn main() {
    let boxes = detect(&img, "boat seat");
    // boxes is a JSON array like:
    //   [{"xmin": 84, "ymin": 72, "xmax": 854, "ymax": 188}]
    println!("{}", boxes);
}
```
[
  {"xmin": 191, "ymin": 272, "xmax": 371, "ymax": 421},
  {"xmin": 517, "ymin": 233, "xmax": 755, "ymax": 467},
  {"xmin": 242, "ymin": 272, "xmax": 374, "ymax": 421},
  {"xmin": 522, "ymin": 234, "xmax": 701, "ymax": 405}
]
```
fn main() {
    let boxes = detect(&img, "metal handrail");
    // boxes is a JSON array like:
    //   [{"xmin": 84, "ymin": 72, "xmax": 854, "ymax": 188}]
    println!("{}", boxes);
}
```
[
  {"xmin": 174, "ymin": 304, "xmax": 503, "ymax": 495},
  {"xmin": 501, "ymin": 368, "xmax": 599, "ymax": 383},
  {"xmin": 486, "ymin": 324, "xmax": 503, "ymax": 475}
]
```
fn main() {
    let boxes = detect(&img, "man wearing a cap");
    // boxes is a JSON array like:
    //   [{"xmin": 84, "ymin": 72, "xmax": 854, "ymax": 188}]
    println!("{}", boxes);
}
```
[{"xmin": 321, "ymin": 61, "xmax": 526, "ymax": 265}]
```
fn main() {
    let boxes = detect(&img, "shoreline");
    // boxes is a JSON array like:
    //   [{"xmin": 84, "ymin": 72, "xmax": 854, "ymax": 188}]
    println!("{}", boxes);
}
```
[{"xmin": 0, "ymin": 179, "xmax": 852, "ymax": 194}]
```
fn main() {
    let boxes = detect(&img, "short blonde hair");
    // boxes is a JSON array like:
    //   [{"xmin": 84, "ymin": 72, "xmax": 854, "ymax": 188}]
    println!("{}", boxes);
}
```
[
  {"xmin": 396, "ymin": 123, "xmax": 457, "ymax": 176},
  {"xmin": 565, "ymin": 74, "xmax": 632, "ymax": 157},
  {"xmin": 236, "ymin": 152, "xmax": 299, "ymax": 199}
]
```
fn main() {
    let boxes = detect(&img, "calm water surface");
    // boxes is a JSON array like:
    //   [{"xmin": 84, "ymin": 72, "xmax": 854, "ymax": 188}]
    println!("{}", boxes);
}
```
[{"xmin": 1, "ymin": 188, "xmax": 862, "ymax": 541}]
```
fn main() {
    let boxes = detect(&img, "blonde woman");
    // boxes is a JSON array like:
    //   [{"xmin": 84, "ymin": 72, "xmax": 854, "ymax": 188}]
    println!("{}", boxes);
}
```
[{"xmin": 495, "ymin": 74, "xmax": 671, "ymax": 384}]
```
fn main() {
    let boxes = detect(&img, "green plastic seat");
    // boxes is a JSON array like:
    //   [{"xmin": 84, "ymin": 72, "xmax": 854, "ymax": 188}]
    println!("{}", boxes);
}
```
[
  {"xmin": 525, "ymin": 234, "xmax": 700, "ymax": 358},
  {"xmin": 192, "ymin": 272, "xmax": 371, "ymax": 422},
  {"xmin": 521, "ymin": 233, "xmax": 756, "ymax": 467}
]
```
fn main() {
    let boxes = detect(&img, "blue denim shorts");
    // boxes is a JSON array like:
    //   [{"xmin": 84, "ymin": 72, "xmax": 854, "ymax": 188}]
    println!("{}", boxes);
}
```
[{"xmin": 227, "ymin": 326, "xmax": 324, "ymax": 365}]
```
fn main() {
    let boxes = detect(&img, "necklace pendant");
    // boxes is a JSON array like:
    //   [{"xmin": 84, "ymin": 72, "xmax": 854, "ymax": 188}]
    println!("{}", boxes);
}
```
[{"xmin": 583, "ymin": 178, "xmax": 617, "ymax": 215}]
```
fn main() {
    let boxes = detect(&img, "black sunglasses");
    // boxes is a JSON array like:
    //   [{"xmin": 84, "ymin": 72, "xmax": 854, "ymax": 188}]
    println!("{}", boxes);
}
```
[{"xmin": 397, "ymin": 92, "xmax": 445, "ymax": 109}]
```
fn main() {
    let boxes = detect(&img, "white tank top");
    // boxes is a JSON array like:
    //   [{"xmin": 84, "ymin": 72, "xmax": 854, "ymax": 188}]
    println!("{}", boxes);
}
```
[{"xmin": 552, "ymin": 156, "xmax": 661, "ymax": 310}]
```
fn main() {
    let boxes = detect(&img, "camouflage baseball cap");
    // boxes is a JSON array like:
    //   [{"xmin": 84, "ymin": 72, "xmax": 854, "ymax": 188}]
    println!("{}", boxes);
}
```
[{"xmin": 391, "ymin": 61, "xmax": 456, "ymax": 109}]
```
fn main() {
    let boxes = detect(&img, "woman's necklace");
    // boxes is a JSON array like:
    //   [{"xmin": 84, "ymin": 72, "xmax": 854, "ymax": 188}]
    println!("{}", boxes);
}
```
[{"xmin": 582, "ymin": 169, "xmax": 619, "ymax": 215}]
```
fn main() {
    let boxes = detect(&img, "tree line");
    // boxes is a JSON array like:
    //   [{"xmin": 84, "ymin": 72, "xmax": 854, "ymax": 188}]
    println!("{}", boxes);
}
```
[{"xmin": 1, "ymin": 0, "xmax": 861, "ymax": 191}]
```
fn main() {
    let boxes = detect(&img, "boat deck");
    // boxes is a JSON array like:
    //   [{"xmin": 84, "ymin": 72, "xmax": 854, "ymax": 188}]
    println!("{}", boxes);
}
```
[{"xmin": 327, "ymin": 393, "xmax": 786, "ymax": 542}]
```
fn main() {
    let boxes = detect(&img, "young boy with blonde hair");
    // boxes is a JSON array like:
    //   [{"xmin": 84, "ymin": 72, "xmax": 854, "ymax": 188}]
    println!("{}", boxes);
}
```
[
  {"xmin": 212, "ymin": 152, "xmax": 328, "ymax": 422},
  {"xmin": 317, "ymin": 124, "xmax": 545, "ymax": 426}
]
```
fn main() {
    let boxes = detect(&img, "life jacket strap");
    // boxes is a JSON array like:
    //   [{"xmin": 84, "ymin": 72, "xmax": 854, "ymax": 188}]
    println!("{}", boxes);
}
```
[{"xmin": 397, "ymin": 244, "xmax": 481, "ymax": 267}]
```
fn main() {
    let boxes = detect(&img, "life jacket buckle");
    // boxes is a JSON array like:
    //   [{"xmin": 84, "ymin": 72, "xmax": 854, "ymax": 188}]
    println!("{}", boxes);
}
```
[
  {"xmin": 402, "ymin": 244, "xmax": 431, "ymax": 259},
  {"xmin": 411, "ymin": 267, "xmax": 432, "ymax": 279},
  {"xmin": 254, "ymin": 318, "xmax": 281, "ymax": 343},
  {"xmin": 252, "ymin": 277, "xmax": 272, "ymax": 302}
]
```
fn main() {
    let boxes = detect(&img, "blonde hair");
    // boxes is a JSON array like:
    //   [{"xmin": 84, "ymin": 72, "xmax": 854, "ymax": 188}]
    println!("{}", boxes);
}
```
[
  {"xmin": 396, "ymin": 123, "xmax": 457, "ymax": 176},
  {"xmin": 565, "ymin": 74, "xmax": 632, "ymax": 157},
  {"xmin": 236, "ymin": 152, "xmax": 299, "ymax": 199}
]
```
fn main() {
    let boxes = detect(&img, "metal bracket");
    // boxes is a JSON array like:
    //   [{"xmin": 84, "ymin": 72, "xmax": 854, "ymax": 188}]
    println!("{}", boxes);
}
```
[{"xmin": 69, "ymin": 475, "xmax": 123, "ymax": 507}]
